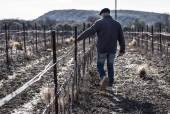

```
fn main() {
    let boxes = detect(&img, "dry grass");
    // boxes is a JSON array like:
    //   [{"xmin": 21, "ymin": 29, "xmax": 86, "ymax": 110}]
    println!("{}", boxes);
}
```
[
  {"xmin": 8, "ymin": 40, "xmax": 14, "ymax": 49},
  {"xmin": 136, "ymin": 65, "xmax": 147, "ymax": 78},
  {"xmin": 150, "ymin": 37, "xmax": 153, "ymax": 41},
  {"xmin": 65, "ymin": 38, "xmax": 71, "ymax": 45},
  {"xmin": 59, "ymin": 97, "xmax": 66, "ymax": 108},
  {"xmin": 73, "ymin": 90, "xmax": 78, "ymax": 102},
  {"xmin": 24, "ymin": 51, "xmax": 31, "ymax": 60},
  {"xmin": 40, "ymin": 87, "xmax": 54, "ymax": 103},
  {"xmin": 12, "ymin": 42, "xmax": 22, "ymax": 50},
  {"xmin": 56, "ymin": 40, "xmax": 62, "ymax": 45},
  {"xmin": 129, "ymin": 39, "xmax": 137, "ymax": 47},
  {"xmin": 58, "ymin": 96, "xmax": 69, "ymax": 112},
  {"xmin": 70, "ymin": 37, "xmax": 75, "ymax": 42}
]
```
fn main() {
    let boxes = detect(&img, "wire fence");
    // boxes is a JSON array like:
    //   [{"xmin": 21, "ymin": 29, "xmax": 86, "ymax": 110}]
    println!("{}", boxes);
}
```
[
  {"xmin": 0, "ymin": 22, "xmax": 75, "ymax": 72},
  {"xmin": 1, "ymin": 21, "xmax": 170, "ymax": 113},
  {"xmin": 0, "ymin": 22, "xmax": 97, "ymax": 114},
  {"xmin": 124, "ymin": 24, "xmax": 170, "ymax": 66}
]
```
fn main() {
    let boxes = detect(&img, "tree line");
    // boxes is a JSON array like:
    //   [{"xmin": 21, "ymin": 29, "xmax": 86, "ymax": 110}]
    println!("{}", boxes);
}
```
[
  {"xmin": 123, "ymin": 13, "xmax": 170, "ymax": 32},
  {"xmin": 0, "ymin": 13, "xmax": 169, "ymax": 32}
]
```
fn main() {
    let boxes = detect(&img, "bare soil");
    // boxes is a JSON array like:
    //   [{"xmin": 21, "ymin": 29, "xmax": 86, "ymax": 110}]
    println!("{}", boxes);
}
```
[
  {"xmin": 72, "ymin": 42, "xmax": 170, "ymax": 114},
  {"xmin": 0, "ymin": 38, "xmax": 170, "ymax": 114},
  {"xmin": 0, "ymin": 42, "xmax": 75, "ymax": 114}
]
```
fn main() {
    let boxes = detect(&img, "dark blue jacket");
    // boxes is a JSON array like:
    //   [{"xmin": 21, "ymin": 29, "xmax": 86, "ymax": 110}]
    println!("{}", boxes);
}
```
[{"xmin": 77, "ymin": 15, "xmax": 125, "ymax": 54}]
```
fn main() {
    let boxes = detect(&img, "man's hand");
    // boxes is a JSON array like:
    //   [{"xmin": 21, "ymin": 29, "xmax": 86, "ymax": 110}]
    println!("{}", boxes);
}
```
[{"xmin": 117, "ymin": 52, "xmax": 125, "ymax": 57}]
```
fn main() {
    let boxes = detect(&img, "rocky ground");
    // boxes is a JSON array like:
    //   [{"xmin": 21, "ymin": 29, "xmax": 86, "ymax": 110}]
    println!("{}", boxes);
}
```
[{"xmin": 72, "ymin": 40, "xmax": 170, "ymax": 114}]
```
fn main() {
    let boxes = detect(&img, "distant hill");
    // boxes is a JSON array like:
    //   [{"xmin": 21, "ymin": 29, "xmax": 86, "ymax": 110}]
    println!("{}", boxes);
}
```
[{"xmin": 36, "ymin": 9, "xmax": 162, "ymax": 25}]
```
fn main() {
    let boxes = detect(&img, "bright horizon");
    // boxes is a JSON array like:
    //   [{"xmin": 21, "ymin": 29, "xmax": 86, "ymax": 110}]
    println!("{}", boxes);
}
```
[{"xmin": 0, "ymin": 0, "xmax": 169, "ymax": 20}]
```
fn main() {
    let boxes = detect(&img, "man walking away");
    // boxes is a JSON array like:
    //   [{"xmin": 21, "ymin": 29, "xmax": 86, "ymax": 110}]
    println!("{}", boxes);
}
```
[{"xmin": 77, "ymin": 8, "xmax": 125, "ymax": 91}]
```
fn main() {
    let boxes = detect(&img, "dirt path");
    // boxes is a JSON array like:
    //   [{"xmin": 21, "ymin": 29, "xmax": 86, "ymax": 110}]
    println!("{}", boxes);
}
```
[{"xmin": 72, "ymin": 41, "xmax": 170, "ymax": 114}]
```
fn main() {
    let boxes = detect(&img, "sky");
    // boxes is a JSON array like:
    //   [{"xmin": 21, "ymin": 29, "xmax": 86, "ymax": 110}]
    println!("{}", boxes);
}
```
[{"xmin": 0, "ymin": 0, "xmax": 169, "ymax": 20}]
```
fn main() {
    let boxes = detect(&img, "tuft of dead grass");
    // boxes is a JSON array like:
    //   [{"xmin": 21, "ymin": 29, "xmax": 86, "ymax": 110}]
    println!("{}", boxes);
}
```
[
  {"xmin": 40, "ymin": 87, "xmax": 54, "ymax": 103},
  {"xmin": 24, "ymin": 51, "xmax": 31, "ymax": 60},
  {"xmin": 70, "ymin": 37, "xmax": 75, "ymax": 42},
  {"xmin": 73, "ymin": 90, "xmax": 78, "ymax": 102},
  {"xmin": 129, "ymin": 39, "xmax": 137, "ymax": 47},
  {"xmin": 56, "ymin": 40, "xmax": 62, "ymax": 45},
  {"xmin": 136, "ymin": 65, "xmax": 147, "ymax": 78},
  {"xmin": 150, "ymin": 37, "xmax": 153, "ymax": 41},
  {"xmin": 65, "ymin": 38, "xmax": 71, "ymax": 45},
  {"xmin": 12, "ymin": 42, "xmax": 22, "ymax": 50}
]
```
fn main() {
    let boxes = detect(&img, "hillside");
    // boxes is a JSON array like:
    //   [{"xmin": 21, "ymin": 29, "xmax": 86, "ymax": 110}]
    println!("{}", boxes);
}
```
[{"xmin": 36, "ymin": 9, "xmax": 162, "ymax": 25}]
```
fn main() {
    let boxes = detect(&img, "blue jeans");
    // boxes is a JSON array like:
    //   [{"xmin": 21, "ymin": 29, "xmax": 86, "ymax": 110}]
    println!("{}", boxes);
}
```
[{"xmin": 97, "ymin": 53, "xmax": 115, "ymax": 86}]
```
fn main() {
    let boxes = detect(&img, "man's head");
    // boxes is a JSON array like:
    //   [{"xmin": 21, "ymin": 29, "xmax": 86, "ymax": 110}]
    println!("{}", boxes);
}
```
[{"xmin": 99, "ymin": 8, "xmax": 110, "ymax": 17}]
